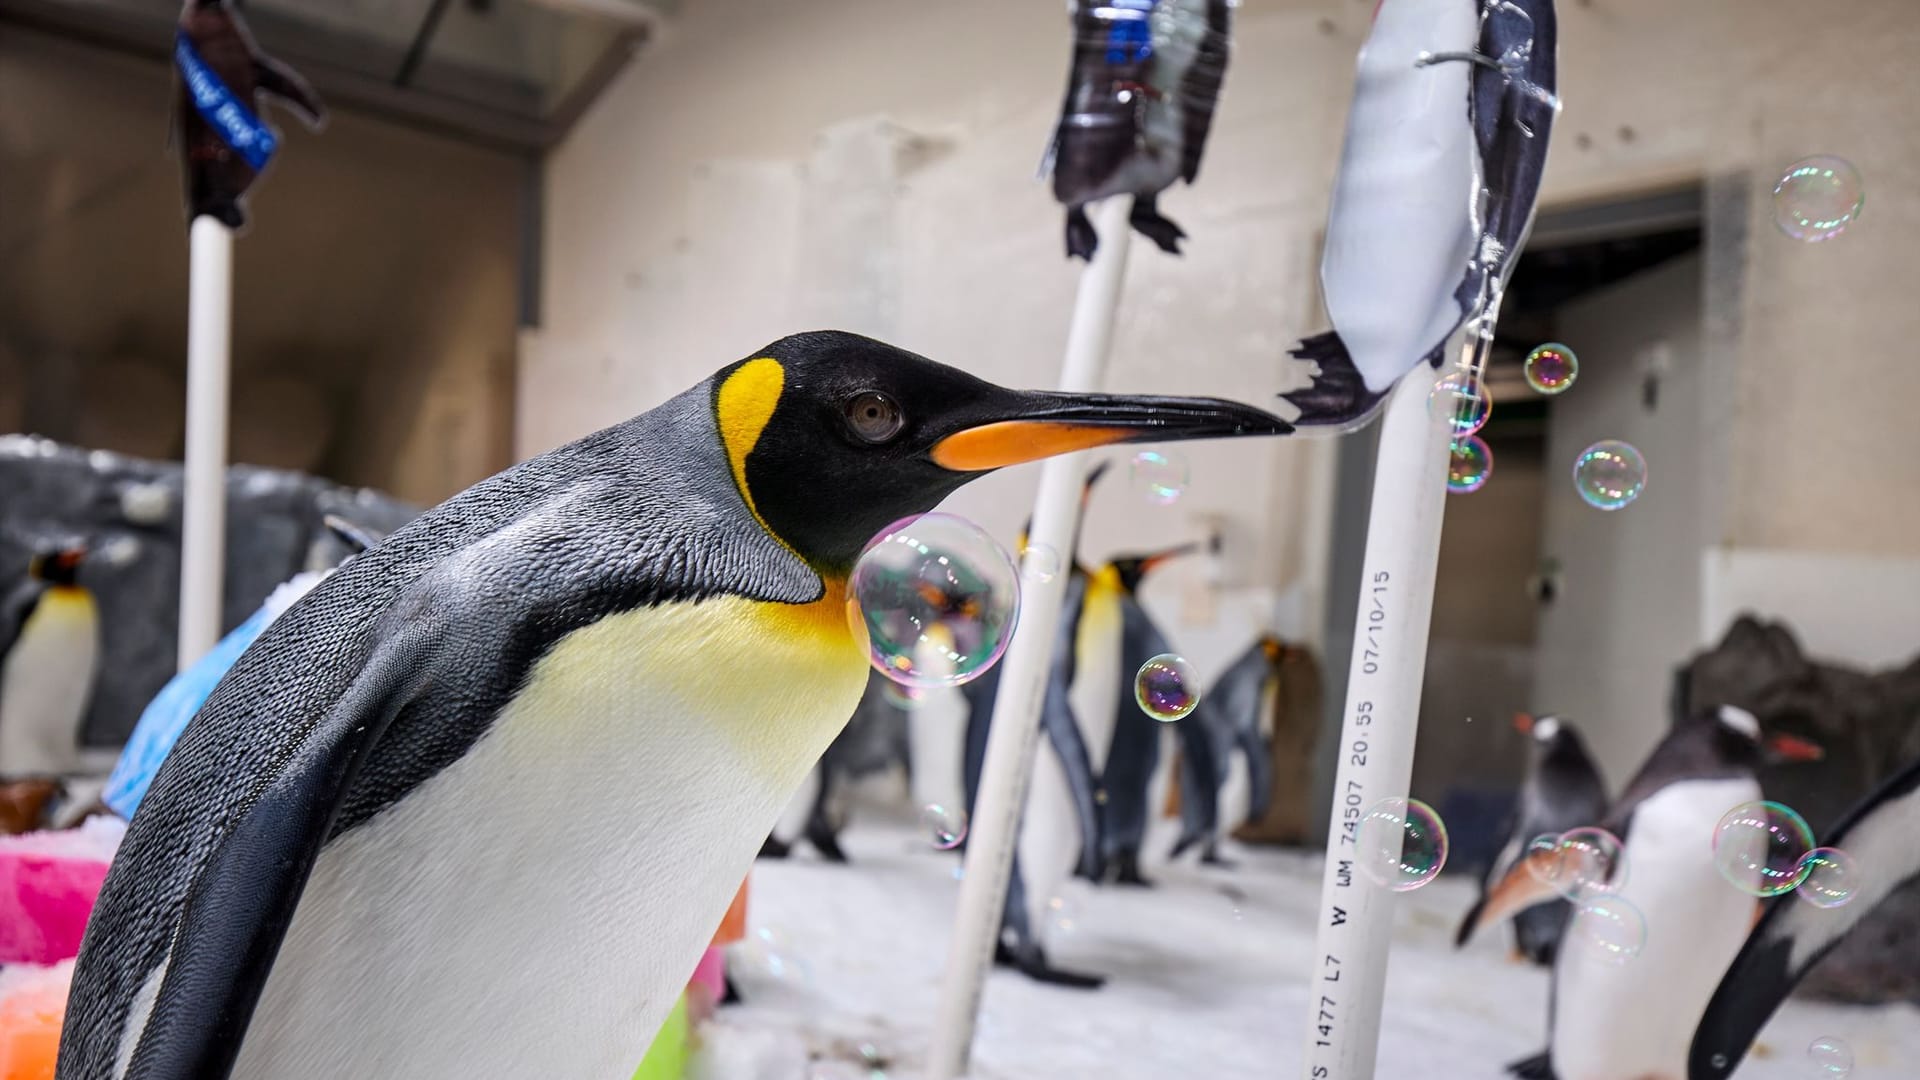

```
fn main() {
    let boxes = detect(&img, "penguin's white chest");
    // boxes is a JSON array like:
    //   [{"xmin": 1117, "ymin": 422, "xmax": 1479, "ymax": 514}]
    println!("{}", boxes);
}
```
[
  {"xmin": 231, "ymin": 595, "xmax": 866, "ymax": 1080},
  {"xmin": 1551, "ymin": 778, "xmax": 1760, "ymax": 1080},
  {"xmin": 1321, "ymin": 0, "xmax": 1483, "ymax": 390},
  {"xmin": 0, "ymin": 588, "xmax": 98, "ymax": 774}
]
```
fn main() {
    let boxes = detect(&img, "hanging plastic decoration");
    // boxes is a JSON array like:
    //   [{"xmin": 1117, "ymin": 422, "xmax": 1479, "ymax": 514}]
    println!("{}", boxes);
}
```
[
  {"xmin": 1046, "ymin": 0, "xmax": 1234, "ymax": 259},
  {"xmin": 1283, "ymin": 0, "xmax": 1561, "ymax": 430},
  {"xmin": 174, "ymin": 0, "xmax": 326, "ymax": 229}
]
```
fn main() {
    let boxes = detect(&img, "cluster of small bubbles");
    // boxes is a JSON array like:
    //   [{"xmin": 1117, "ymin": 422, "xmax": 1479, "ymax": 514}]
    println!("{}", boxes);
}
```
[
  {"xmin": 1354, "ymin": 797, "xmax": 1449, "ymax": 892},
  {"xmin": 1135, "ymin": 653, "xmax": 1200, "ymax": 721},
  {"xmin": 1527, "ymin": 826, "xmax": 1629, "ymax": 899},
  {"xmin": 1447, "ymin": 435, "xmax": 1494, "ymax": 494},
  {"xmin": 849, "ymin": 513, "xmax": 1020, "ymax": 689},
  {"xmin": 1524, "ymin": 343, "xmax": 1579, "ymax": 395},
  {"xmin": 1571, "ymin": 894, "xmax": 1647, "ymax": 965},
  {"xmin": 1131, "ymin": 449, "xmax": 1190, "ymax": 505},
  {"xmin": 1713, "ymin": 800, "xmax": 1815, "ymax": 897},
  {"xmin": 1807, "ymin": 1036, "xmax": 1854, "ymax": 1077},
  {"xmin": 1428, "ymin": 371, "xmax": 1492, "ymax": 435},
  {"xmin": 1573, "ymin": 440, "xmax": 1647, "ymax": 510},
  {"xmin": 920, "ymin": 803, "xmax": 969, "ymax": 850},
  {"xmin": 1773, "ymin": 156, "xmax": 1864, "ymax": 242},
  {"xmin": 1795, "ymin": 847, "xmax": 1860, "ymax": 909},
  {"xmin": 1047, "ymin": 895, "xmax": 1080, "ymax": 935},
  {"xmin": 1022, "ymin": 543, "xmax": 1062, "ymax": 584}
]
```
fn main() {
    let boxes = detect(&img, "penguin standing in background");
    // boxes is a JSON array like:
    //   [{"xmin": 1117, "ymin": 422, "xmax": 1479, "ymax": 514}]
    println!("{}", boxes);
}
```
[
  {"xmin": 960, "ymin": 467, "xmax": 1111, "ymax": 988},
  {"xmin": 1169, "ymin": 633, "xmax": 1279, "ymax": 868},
  {"xmin": 1454, "ymin": 713, "xmax": 1607, "ymax": 966},
  {"xmin": 1466, "ymin": 706, "xmax": 1822, "ymax": 1080},
  {"xmin": 174, "ymin": 0, "xmax": 325, "ymax": 229},
  {"xmin": 1690, "ymin": 753, "xmax": 1920, "ymax": 1079},
  {"xmin": 1048, "ymin": 0, "xmax": 1233, "ymax": 259},
  {"xmin": 62, "ymin": 332, "xmax": 1288, "ymax": 1077},
  {"xmin": 1284, "ymin": 0, "xmax": 1558, "ymax": 429},
  {"xmin": 0, "ymin": 544, "xmax": 100, "ymax": 778},
  {"xmin": 1098, "ymin": 542, "xmax": 1215, "ymax": 886}
]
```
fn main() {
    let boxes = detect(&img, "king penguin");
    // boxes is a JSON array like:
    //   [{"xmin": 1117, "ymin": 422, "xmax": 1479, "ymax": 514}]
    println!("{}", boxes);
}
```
[
  {"xmin": 1098, "ymin": 543, "xmax": 1214, "ymax": 887},
  {"xmin": 1283, "ymin": 0, "xmax": 1558, "ymax": 428},
  {"xmin": 0, "ymin": 544, "xmax": 100, "ymax": 778},
  {"xmin": 959, "ymin": 466, "xmax": 1111, "ymax": 988},
  {"xmin": 760, "ymin": 669, "xmax": 906, "ymax": 863},
  {"xmin": 1168, "ymin": 633, "xmax": 1280, "ymax": 868},
  {"xmin": 61, "ymin": 332, "xmax": 1288, "ymax": 1078},
  {"xmin": 1455, "ymin": 713, "xmax": 1607, "ymax": 965},
  {"xmin": 1689, "ymin": 752, "xmax": 1920, "ymax": 1079},
  {"xmin": 1470, "ymin": 706, "xmax": 1821, "ymax": 1080}
]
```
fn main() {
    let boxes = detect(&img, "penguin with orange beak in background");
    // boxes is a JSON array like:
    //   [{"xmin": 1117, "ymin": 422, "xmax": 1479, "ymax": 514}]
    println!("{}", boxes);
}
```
[
  {"xmin": 62, "ymin": 331, "xmax": 1290, "ymax": 1078},
  {"xmin": 0, "ymin": 543, "xmax": 100, "ymax": 778}
]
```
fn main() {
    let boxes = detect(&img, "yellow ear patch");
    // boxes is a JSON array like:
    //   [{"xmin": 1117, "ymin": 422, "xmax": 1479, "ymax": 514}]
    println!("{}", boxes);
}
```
[{"xmin": 716, "ymin": 357, "xmax": 786, "ymax": 535}]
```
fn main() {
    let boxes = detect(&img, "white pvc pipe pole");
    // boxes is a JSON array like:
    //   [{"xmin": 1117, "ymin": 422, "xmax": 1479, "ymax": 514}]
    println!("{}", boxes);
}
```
[
  {"xmin": 1298, "ymin": 356, "xmax": 1453, "ymax": 1080},
  {"xmin": 926, "ymin": 195, "xmax": 1133, "ymax": 1080},
  {"xmin": 178, "ymin": 216, "xmax": 234, "ymax": 671}
]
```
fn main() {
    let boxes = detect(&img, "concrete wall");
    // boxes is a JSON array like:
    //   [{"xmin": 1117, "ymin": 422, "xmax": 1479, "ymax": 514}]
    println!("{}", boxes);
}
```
[
  {"xmin": 530, "ymin": 0, "xmax": 1920, "ymax": 718},
  {"xmin": 0, "ymin": 29, "xmax": 523, "ymax": 505}
]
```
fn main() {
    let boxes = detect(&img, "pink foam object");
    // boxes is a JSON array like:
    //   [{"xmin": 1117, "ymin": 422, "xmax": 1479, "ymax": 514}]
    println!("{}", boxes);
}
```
[
  {"xmin": 0, "ymin": 817, "xmax": 124, "ymax": 966},
  {"xmin": 689, "ymin": 946, "xmax": 725, "ymax": 1004}
]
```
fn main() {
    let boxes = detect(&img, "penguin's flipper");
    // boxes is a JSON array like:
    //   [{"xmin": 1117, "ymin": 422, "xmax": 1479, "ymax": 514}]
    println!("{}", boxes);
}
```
[
  {"xmin": 1689, "ymin": 755, "xmax": 1920, "ymax": 1079},
  {"xmin": 1505, "ymin": 1050, "xmax": 1556, "ymax": 1080},
  {"xmin": 1041, "ymin": 691, "xmax": 1107, "ymax": 882},
  {"xmin": 1281, "ymin": 332, "xmax": 1392, "ymax": 430},
  {"xmin": 0, "ymin": 577, "xmax": 43, "ymax": 658},
  {"xmin": 1128, "ymin": 194, "xmax": 1187, "ymax": 255},
  {"xmin": 1177, "ymin": 0, "xmax": 1232, "ymax": 185},
  {"xmin": 252, "ymin": 56, "xmax": 326, "ymax": 129},
  {"xmin": 1239, "ymin": 728, "xmax": 1275, "ymax": 824},
  {"xmin": 1173, "ymin": 704, "xmax": 1221, "ymax": 844},
  {"xmin": 1456, "ymin": 846, "xmax": 1563, "ymax": 946},
  {"xmin": 97, "ymin": 623, "xmax": 434, "ymax": 1080},
  {"xmin": 1066, "ymin": 205, "xmax": 1098, "ymax": 261}
]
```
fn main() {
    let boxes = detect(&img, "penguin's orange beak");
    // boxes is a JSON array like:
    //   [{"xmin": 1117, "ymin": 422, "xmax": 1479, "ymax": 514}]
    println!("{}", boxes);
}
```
[
  {"xmin": 1765, "ymin": 733, "xmax": 1824, "ymax": 763},
  {"xmin": 1513, "ymin": 712, "xmax": 1535, "ymax": 734},
  {"xmin": 929, "ymin": 391, "xmax": 1291, "ymax": 472}
]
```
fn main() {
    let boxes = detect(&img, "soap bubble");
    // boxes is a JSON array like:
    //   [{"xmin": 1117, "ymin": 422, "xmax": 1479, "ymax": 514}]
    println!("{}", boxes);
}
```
[
  {"xmin": 1022, "ymin": 543, "xmax": 1062, "ymax": 583},
  {"xmin": 734, "ymin": 925, "xmax": 813, "ymax": 985},
  {"xmin": 1795, "ymin": 847, "xmax": 1860, "ymax": 909},
  {"xmin": 1447, "ymin": 435, "xmax": 1494, "ymax": 494},
  {"xmin": 1131, "ymin": 449, "xmax": 1190, "ymax": 505},
  {"xmin": 1135, "ymin": 653, "xmax": 1199, "ymax": 721},
  {"xmin": 1529, "ymin": 826, "xmax": 1628, "ymax": 899},
  {"xmin": 1573, "ymin": 440, "xmax": 1646, "ymax": 510},
  {"xmin": 1713, "ymin": 800, "xmax": 1814, "ymax": 897},
  {"xmin": 921, "ymin": 804, "xmax": 968, "ymax": 850},
  {"xmin": 1047, "ymin": 895, "xmax": 1080, "ymax": 935},
  {"xmin": 1355, "ymin": 797, "xmax": 1449, "ymax": 891},
  {"xmin": 1524, "ymin": 343, "xmax": 1579, "ymax": 394},
  {"xmin": 850, "ymin": 513, "xmax": 1020, "ymax": 689},
  {"xmin": 1570, "ymin": 894, "xmax": 1646, "ymax": 965},
  {"xmin": 1773, "ymin": 156, "xmax": 1863, "ymax": 242},
  {"xmin": 1428, "ymin": 371, "xmax": 1492, "ymax": 435},
  {"xmin": 1807, "ymin": 1036, "xmax": 1854, "ymax": 1076},
  {"xmin": 880, "ymin": 682, "xmax": 924, "ymax": 711}
]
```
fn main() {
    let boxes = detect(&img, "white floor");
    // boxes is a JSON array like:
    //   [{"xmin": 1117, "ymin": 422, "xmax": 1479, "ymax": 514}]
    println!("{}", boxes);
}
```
[{"xmin": 699, "ymin": 810, "xmax": 1918, "ymax": 1079}]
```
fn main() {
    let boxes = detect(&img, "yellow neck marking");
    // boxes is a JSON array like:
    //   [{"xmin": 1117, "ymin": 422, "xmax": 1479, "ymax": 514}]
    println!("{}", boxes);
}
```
[{"xmin": 715, "ymin": 358, "xmax": 787, "ymax": 543}]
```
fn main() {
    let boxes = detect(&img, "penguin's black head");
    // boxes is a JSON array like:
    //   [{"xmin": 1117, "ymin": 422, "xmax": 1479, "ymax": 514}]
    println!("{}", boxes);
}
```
[
  {"xmin": 1111, "ymin": 541, "xmax": 1203, "ymax": 595},
  {"xmin": 1693, "ymin": 705, "xmax": 1823, "ymax": 771},
  {"xmin": 27, "ymin": 545, "xmax": 86, "ymax": 587},
  {"xmin": 718, "ymin": 331, "xmax": 1288, "ymax": 575}
]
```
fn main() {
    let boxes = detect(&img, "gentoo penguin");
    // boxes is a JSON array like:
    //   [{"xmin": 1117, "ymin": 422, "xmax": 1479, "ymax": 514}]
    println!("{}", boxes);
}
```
[
  {"xmin": 1284, "ymin": 0, "xmax": 1558, "ymax": 429},
  {"xmin": 61, "ymin": 332, "xmax": 1288, "ymax": 1078},
  {"xmin": 760, "ymin": 670, "xmax": 906, "ymax": 863},
  {"xmin": 174, "ymin": 0, "xmax": 324, "ymax": 228},
  {"xmin": 0, "ymin": 544, "xmax": 99, "ymax": 777},
  {"xmin": 1048, "ymin": 0, "xmax": 1233, "ymax": 259},
  {"xmin": 1099, "ymin": 544, "xmax": 1215, "ymax": 886},
  {"xmin": 1169, "ymin": 634, "xmax": 1280, "ymax": 868},
  {"xmin": 958, "ymin": 467, "xmax": 1112, "ymax": 988},
  {"xmin": 1689, "ymin": 753, "xmax": 1920, "ymax": 1078},
  {"xmin": 1471, "ymin": 706, "xmax": 1821, "ymax": 1080},
  {"xmin": 100, "ymin": 519, "xmax": 385, "ymax": 821},
  {"xmin": 1455, "ymin": 713, "xmax": 1608, "ymax": 965}
]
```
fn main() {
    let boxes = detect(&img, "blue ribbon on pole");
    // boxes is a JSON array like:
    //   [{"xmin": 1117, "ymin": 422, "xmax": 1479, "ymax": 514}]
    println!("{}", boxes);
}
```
[{"xmin": 174, "ymin": 31, "xmax": 278, "ymax": 171}]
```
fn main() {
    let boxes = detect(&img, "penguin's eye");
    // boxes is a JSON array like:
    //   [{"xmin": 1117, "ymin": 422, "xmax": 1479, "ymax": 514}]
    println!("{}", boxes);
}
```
[{"xmin": 844, "ymin": 391, "xmax": 905, "ymax": 444}]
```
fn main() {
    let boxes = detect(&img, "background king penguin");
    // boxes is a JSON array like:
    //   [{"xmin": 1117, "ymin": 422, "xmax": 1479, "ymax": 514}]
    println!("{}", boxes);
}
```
[{"xmin": 61, "ymin": 331, "xmax": 1289, "ymax": 1080}]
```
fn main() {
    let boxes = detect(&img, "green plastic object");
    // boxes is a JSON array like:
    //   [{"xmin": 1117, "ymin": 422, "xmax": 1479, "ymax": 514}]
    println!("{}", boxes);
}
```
[{"xmin": 631, "ymin": 994, "xmax": 690, "ymax": 1080}]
